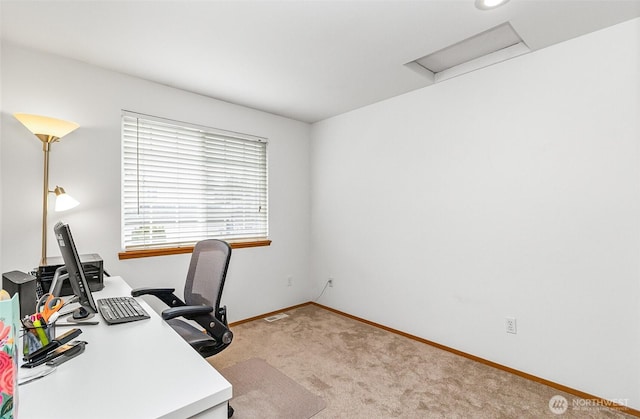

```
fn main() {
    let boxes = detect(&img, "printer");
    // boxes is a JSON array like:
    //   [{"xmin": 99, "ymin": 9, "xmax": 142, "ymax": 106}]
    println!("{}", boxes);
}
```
[{"xmin": 37, "ymin": 253, "xmax": 104, "ymax": 296}]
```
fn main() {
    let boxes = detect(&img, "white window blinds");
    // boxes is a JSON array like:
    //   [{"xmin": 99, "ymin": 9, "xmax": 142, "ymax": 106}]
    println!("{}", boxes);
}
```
[{"xmin": 122, "ymin": 111, "xmax": 268, "ymax": 250}]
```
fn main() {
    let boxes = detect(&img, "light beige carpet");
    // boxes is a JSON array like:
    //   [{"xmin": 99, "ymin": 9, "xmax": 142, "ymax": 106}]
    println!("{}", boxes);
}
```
[
  {"xmin": 210, "ymin": 305, "xmax": 633, "ymax": 418},
  {"xmin": 219, "ymin": 357, "xmax": 326, "ymax": 419}
]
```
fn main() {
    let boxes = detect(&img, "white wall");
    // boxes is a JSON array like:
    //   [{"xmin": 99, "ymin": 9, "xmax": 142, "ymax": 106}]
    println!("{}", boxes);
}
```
[
  {"xmin": 0, "ymin": 43, "xmax": 312, "ymax": 321},
  {"xmin": 311, "ymin": 18, "xmax": 640, "ymax": 409}
]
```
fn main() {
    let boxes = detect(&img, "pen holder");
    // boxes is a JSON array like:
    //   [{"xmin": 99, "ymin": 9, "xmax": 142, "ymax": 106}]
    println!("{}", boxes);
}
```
[
  {"xmin": 22, "ymin": 322, "xmax": 55, "ymax": 358},
  {"xmin": 0, "ymin": 294, "xmax": 19, "ymax": 419}
]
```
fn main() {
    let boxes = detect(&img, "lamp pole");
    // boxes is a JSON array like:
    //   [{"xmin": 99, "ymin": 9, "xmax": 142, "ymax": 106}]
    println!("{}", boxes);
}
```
[{"xmin": 38, "ymin": 135, "xmax": 59, "ymax": 266}]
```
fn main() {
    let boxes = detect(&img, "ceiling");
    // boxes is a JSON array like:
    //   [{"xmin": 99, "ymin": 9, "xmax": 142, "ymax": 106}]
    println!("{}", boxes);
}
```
[{"xmin": 2, "ymin": 1, "xmax": 640, "ymax": 123}]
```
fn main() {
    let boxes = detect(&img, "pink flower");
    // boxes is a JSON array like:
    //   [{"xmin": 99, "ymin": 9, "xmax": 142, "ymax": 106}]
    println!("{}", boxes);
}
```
[{"xmin": 0, "ymin": 352, "xmax": 13, "ymax": 394}]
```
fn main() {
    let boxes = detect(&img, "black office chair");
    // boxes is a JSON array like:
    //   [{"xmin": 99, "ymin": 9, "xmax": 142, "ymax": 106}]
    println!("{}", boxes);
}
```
[{"xmin": 131, "ymin": 239, "xmax": 235, "ymax": 416}]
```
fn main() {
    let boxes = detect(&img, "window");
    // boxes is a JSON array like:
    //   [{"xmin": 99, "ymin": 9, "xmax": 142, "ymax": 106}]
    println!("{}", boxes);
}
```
[{"xmin": 121, "ymin": 111, "xmax": 268, "ymax": 252}]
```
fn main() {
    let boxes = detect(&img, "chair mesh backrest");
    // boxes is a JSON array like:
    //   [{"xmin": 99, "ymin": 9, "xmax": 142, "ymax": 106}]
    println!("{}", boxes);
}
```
[{"xmin": 183, "ymin": 240, "xmax": 232, "ymax": 310}]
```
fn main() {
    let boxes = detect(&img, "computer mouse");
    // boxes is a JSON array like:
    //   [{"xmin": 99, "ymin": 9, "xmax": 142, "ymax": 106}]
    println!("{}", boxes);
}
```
[{"xmin": 73, "ymin": 306, "xmax": 89, "ymax": 319}]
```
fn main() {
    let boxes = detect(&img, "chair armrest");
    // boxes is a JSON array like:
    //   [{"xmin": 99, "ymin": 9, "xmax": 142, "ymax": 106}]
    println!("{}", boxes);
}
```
[
  {"xmin": 163, "ymin": 306, "xmax": 233, "ymax": 346},
  {"xmin": 162, "ymin": 305, "xmax": 213, "ymax": 321},
  {"xmin": 131, "ymin": 287, "xmax": 174, "ymax": 297},
  {"xmin": 130, "ymin": 287, "xmax": 185, "ymax": 307}
]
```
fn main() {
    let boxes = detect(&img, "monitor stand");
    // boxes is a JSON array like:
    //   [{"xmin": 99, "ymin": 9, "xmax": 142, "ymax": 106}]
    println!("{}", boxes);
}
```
[
  {"xmin": 50, "ymin": 267, "xmax": 98, "ymax": 324},
  {"xmin": 72, "ymin": 306, "xmax": 95, "ymax": 320}
]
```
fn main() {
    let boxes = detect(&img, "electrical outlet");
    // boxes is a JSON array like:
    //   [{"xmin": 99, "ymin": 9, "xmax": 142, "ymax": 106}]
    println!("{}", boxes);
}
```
[
  {"xmin": 328, "ymin": 278, "xmax": 334, "ymax": 287},
  {"xmin": 505, "ymin": 317, "xmax": 517, "ymax": 334},
  {"xmin": 287, "ymin": 276, "xmax": 293, "ymax": 287}
]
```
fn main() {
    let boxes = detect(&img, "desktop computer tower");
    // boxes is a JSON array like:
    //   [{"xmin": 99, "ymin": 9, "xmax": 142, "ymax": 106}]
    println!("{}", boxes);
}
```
[
  {"xmin": 37, "ymin": 253, "xmax": 104, "ymax": 297},
  {"xmin": 2, "ymin": 270, "xmax": 37, "ymax": 319}
]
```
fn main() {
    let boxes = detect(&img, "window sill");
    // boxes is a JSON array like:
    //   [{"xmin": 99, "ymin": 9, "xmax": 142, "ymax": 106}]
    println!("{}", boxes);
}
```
[{"xmin": 118, "ymin": 239, "xmax": 272, "ymax": 260}]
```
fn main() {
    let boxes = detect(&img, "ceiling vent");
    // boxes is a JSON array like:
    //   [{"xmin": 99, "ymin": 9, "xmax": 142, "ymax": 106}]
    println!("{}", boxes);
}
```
[{"xmin": 407, "ymin": 22, "xmax": 530, "ymax": 83}]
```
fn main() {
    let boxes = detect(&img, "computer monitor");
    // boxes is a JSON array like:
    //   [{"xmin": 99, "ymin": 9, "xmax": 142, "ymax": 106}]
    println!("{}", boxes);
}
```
[{"xmin": 53, "ymin": 221, "xmax": 98, "ymax": 319}]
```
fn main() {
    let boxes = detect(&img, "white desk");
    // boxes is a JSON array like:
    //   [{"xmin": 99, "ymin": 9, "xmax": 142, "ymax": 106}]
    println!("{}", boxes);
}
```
[{"xmin": 18, "ymin": 276, "xmax": 232, "ymax": 419}]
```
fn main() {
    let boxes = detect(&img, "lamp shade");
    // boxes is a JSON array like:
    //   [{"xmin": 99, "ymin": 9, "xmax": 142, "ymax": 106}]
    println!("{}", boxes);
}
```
[
  {"xmin": 14, "ymin": 113, "xmax": 79, "ymax": 140},
  {"xmin": 53, "ymin": 186, "xmax": 79, "ymax": 212}
]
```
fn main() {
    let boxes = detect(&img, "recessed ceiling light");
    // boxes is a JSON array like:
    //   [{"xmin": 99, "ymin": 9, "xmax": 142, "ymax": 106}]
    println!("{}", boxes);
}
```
[{"xmin": 475, "ymin": 0, "xmax": 510, "ymax": 10}]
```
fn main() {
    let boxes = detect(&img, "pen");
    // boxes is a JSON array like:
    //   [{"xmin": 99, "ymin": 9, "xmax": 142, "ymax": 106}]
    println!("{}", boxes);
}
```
[
  {"xmin": 32, "ymin": 317, "xmax": 49, "ymax": 346},
  {"xmin": 18, "ymin": 366, "xmax": 56, "ymax": 385}
]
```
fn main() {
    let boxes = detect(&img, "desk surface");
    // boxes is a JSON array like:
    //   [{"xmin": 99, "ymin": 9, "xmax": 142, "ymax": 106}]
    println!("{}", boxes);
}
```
[{"xmin": 18, "ymin": 276, "xmax": 232, "ymax": 419}]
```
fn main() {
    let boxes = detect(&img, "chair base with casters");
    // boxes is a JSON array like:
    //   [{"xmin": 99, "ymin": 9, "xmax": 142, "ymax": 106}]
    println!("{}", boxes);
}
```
[{"xmin": 131, "ymin": 239, "xmax": 235, "ymax": 417}]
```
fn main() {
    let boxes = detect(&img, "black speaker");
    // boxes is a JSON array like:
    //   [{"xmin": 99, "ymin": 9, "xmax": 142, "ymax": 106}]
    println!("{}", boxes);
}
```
[{"xmin": 2, "ymin": 270, "xmax": 37, "ymax": 319}]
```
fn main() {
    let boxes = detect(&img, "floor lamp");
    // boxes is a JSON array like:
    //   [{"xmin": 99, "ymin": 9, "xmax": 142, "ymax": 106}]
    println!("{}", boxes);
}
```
[{"xmin": 14, "ymin": 113, "xmax": 80, "ymax": 266}]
